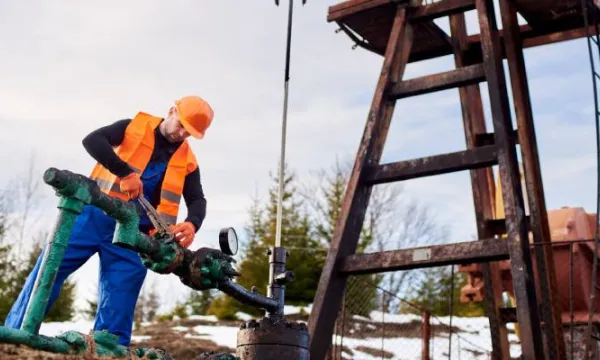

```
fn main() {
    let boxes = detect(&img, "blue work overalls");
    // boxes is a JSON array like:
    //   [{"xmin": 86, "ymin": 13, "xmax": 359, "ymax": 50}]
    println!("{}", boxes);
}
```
[{"xmin": 4, "ymin": 159, "xmax": 168, "ymax": 347}]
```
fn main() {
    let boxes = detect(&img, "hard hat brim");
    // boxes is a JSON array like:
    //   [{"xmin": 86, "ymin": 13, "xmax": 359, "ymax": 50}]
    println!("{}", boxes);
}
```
[{"xmin": 175, "ymin": 103, "xmax": 205, "ymax": 139}]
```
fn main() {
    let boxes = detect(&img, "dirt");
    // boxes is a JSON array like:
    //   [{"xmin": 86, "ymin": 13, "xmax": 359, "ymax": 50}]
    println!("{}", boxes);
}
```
[
  {"xmin": 0, "ymin": 317, "xmax": 241, "ymax": 360},
  {"xmin": 131, "ymin": 317, "xmax": 237, "ymax": 360}
]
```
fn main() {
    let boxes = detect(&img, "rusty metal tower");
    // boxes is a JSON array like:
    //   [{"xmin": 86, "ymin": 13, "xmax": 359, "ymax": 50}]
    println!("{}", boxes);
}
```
[{"xmin": 307, "ymin": 0, "xmax": 600, "ymax": 359}]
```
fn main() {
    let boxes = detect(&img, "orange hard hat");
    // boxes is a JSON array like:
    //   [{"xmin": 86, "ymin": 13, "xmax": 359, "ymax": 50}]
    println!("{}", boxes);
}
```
[{"xmin": 174, "ymin": 95, "xmax": 214, "ymax": 139}]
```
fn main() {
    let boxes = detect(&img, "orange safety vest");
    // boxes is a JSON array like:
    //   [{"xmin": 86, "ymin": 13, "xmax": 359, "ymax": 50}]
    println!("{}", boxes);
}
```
[{"xmin": 89, "ymin": 112, "xmax": 198, "ymax": 225}]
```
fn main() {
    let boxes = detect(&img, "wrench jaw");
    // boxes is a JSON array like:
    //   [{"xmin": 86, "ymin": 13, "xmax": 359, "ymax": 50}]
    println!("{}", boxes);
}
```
[{"xmin": 137, "ymin": 196, "xmax": 175, "ymax": 239}]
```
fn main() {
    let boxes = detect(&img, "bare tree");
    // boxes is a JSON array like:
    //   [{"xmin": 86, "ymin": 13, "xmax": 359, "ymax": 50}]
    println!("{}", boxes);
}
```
[
  {"xmin": 5, "ymin": 152, "xmax": 44, "ymax": 261},
  {"xmin": 300, "ymin": 155, "xmax": 449, "ymax": 311}
]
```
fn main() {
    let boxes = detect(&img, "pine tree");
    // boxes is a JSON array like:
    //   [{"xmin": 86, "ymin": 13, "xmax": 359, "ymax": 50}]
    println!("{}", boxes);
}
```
[
  {"xmin": 216, "ymin": 165, "xmax": 324, "ymax": 319},
  {"xmin": 84, "ymin": 299, "xmax": 98, "ymax": 321},
  {"xmin": 0, "ymin": 199, "xmax": 17, "ymax": 323},
  {"xmin": 255, "ymin": 167, "xmax": 323, "ymax": 305}
]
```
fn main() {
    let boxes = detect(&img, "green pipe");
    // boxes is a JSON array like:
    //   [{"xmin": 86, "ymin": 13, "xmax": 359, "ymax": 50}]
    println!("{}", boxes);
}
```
[
  {"xmin": 21, "ymin": 197, "xmax": 86, "ymax": 334},
  {"xmin": 0, "ymin": 325, "xmax": 71, "ymax": 354},
  {"xmin": 0, "ymin": 326, "xmax": 169, "ymax": 358},
  {"xmin": 20, "ymin": 168, "xmax": 138, "ymax": 334}
]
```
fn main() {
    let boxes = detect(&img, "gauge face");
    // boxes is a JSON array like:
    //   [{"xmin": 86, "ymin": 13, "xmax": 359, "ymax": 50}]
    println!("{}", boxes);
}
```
[
  {"xmin": 219, "ymin": 227, "xmax": 239, "ymax": 256},
  {"xmin": 227, "ymin": 228, "xmax": 238, "ymax": 255}
]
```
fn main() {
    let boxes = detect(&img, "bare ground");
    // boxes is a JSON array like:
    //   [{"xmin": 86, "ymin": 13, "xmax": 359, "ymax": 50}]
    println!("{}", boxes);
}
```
[{"xmin": 0, "ymin": 317, "xmax": 241, "ymax": 360}]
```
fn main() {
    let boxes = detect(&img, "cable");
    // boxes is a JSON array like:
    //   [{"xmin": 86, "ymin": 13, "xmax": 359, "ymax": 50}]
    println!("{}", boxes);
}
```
[{"xmin": 581, "ymin": 0, "xmax": 600, "ymax": 354}]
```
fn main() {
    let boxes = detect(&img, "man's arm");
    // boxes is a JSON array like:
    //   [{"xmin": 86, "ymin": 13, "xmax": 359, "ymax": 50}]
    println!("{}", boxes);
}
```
[
  {"xmin": 82, "ymin": 119, "xmax": 134, "ymax": 178},
  {"xmin": 182, "ymin": 167, "xmax": 207, "ymax": 232}
]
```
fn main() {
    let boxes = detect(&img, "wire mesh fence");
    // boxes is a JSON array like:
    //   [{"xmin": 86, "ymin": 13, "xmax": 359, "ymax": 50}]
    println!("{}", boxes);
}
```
[
  {"xmin": 326, "ymin": 273, "xmax": 497, "ymax": 360},
  {"xmin": 320, "ymin": 238, "xmax": 600, "ymax": 360},
  {"xmin": 529, "ymin": 238, "xmax": 600, "ymax": 360}
]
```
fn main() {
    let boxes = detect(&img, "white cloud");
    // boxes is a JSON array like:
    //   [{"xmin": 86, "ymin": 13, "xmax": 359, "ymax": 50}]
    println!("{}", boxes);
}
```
[{"xmin": 0, "ymin": 0, "xmax": 597, "ymax": 320}]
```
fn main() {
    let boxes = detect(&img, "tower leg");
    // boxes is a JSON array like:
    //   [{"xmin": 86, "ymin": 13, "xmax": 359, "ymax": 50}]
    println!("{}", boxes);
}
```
[{"xmin": 307, "ymin": 5, "xmax": 414, "ymax": 360}]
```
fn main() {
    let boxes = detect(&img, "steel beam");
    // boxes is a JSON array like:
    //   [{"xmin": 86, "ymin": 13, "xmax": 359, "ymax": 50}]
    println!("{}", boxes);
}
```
[
  {"xmin": 499, "ymin": 0, "xmax": 566, "ymax": 358},
  {"xmin": 307, "ymin": 6, "xmax": 414, "ymax": 360},
  {"xmin": 364, "ymin": 146, "xmax": 498, "ymax": 184},
  {"xmin": 340, "ymin": 239, "xmax": 509, "ymax": 274},
  {"xmin": 476, "ymin": 0, "xmax": 545, "ymax": 358},
  {"xmin": 389, "ymin": 63, "xmax": 486, "ymax": 99},
  {"xmin": 449, "ymin": 10, "xmax": 510, "ymax": 360}
]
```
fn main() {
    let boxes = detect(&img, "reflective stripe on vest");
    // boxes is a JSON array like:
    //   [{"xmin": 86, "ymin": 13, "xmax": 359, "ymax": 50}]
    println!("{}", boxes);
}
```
[{"xmin": 89, "ymin": 112, "xmax": 198, "ymax": 225}]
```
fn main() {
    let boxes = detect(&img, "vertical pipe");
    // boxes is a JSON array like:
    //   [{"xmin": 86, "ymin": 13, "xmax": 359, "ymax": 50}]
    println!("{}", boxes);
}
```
[
  {"xmin": 421, "ymin": 311, "xmax": 431, "ymax": 360},
  {"xmin": 569, "ymin": 242, "xmax": 574, "ymax": 360},
  {"xmin": 21, "ymin": 200, "xmax": 82, "ymax": 333},
  {"xmin": 448, "ymin": 265, "xmax": 454, "ymax": 359},
  {"xmin": 381, "ymin": 292, "xmax": 384, "ymax": 360},
  {"xmin": 275, "ymin": 0, "xmax": 294, "ymax": 248},
  {"xmin": 266, "ymin": 247, "xmax": 287, "ymax": 318}
]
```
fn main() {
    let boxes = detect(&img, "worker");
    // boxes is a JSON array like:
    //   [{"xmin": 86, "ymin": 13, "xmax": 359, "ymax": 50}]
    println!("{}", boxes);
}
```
[{"xmin": 4, "ymin": 95, "xmax": 212, "ymax": 347}]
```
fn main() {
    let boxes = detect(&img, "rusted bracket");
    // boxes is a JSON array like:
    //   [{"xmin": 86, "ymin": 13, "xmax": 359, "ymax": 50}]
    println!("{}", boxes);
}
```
[{"xmin": 335, "ymin": 22, "xmax": 383, "ymax": 55}]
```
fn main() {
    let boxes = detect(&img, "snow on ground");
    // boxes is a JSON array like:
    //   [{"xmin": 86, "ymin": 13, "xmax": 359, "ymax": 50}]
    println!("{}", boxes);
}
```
[
  {"xmin": 32, "ymin": 308, "xmax": 523, "ymax": 359},
  {"xmin": 38, "ymin": 319, "xmax": 96, "ymax": 337},
  {"xmin": 190, "ymin": 325, "xmax": 239, "ymax": 349}
]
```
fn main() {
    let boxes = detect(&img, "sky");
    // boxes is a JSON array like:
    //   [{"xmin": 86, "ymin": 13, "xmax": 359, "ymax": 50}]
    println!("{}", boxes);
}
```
[{"xmin": 0, "ymin": 0, "xmax": 597, "ymax": 317}]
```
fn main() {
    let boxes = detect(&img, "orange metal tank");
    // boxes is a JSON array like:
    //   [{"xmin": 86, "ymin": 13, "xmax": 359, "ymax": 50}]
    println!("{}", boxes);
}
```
[{"xmin": 458, "ymin": 163, "xmax": 600, "ymax": 325}]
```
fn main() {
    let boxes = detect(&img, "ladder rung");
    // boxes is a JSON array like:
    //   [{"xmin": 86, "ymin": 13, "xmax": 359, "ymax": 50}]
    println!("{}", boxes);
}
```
[
  {"xmin": 486, "ymin": 216, "xmax": 531, "ymax": 235},
  {"xmin": 389, "ymin": 63, "xmax": 486, "ymax": 99},
  {"xmin": 364, "ymin": 145, "xmax": 498, "ymax": 185},
  {"xmin": 340, "ymin": 238, "xmax": 510, "ymax": 274},
  {"xmin": 474, "ymin": 130, "xmax": 519, "ymax": 146}
]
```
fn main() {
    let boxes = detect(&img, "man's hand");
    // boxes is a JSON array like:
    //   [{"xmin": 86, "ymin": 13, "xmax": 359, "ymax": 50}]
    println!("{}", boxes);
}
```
[
  {"xmin": 173, "ymin": 222, "xmax": 196, "ymax": 248},
  {"xmin": 120, "ymin": 172, "xmax": 143, "ymax": 199}
]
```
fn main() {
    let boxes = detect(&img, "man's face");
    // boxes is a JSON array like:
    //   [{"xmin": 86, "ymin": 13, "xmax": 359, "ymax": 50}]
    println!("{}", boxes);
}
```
[{"xmin": 164, "ymin": 106, "xmax": 191, "ymax": 143}]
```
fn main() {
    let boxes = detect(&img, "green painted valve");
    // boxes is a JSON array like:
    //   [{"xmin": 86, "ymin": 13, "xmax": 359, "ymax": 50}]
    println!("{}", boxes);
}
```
[{"xmin": 0, "ymin": 168, "xmax": 275, "ymax": 359}]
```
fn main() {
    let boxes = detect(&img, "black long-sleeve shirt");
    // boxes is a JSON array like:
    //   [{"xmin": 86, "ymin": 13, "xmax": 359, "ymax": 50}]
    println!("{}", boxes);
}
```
[{"xmin": 82, "ymin": 119, "xmax": 206, "ymax": 232}]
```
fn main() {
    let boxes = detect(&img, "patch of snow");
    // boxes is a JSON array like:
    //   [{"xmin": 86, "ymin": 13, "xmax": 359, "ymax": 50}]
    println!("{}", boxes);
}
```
[
  {"xmin": 235, "ymin": 312, "xmax": 254, "ymax": 321},
  {"xmin": 38, "ymin": 320, "xmax": 95, "ymax": 337},
  {"xmin": 28, "ymin": 313, "xmax": 526, "ymax": 359},
  {"xmin": 283, "ymin": 304, "xmax": 312, "ymax": 315},
  {"xmin": 192, "ymin": 325, "xmax": 239, "ymax": 349},
  {"xmin": 131, "ymin": 335, "xmax": 152, "ymax": 342},
  {"xmin": 187, "ymin": 315, "xmax": 219, "ymax": 322}
]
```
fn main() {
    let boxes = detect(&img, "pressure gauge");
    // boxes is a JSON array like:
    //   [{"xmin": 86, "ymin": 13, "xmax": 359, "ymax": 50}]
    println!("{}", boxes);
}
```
[{"xmin": 219, "ymin": 227, "xmax": 239, "ymax": 256}]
